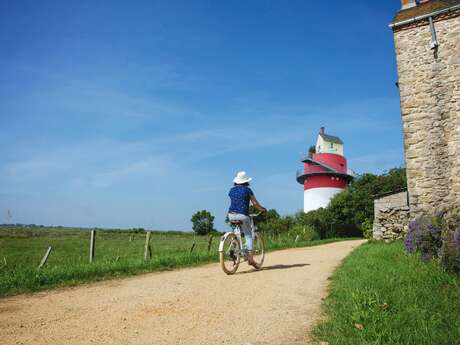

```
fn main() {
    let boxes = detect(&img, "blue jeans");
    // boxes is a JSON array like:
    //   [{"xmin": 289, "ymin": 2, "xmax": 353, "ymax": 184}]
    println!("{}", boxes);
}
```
[{"xmin": 228, "ymin": 213, "xmax": 253, "ymax": 250}]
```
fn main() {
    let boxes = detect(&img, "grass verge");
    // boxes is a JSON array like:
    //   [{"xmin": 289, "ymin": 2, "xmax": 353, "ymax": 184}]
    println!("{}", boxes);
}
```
[
  {"xmin": 0, "ymin": 227, "xmax": 357, "ymax": 297},
  {"xmin": 312, "ymin": 241, "xmax": 460, "ymax": 345}
]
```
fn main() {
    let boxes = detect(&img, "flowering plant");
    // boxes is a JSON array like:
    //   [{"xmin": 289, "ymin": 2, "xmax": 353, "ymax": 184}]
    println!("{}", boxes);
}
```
[{"xmin": 404, "ymin": 207, "xmax": 460, "ymax": 273}]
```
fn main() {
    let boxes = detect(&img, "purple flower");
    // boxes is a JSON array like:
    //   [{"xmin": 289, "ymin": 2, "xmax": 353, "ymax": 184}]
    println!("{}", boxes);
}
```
[
  {"xmin": 428, "ymin": 224, "xmax": 442, "ymax": 241},
  {"xmin": 405, "ymin": 221, "xmax": 419, "ymax": 253},
  {"xmin": 414, "ymin": 222, "xmax": 423, "ymax": 249},
  {"xmin": 404, "ymin": 234, "xmax": 415, "ymax": 253},
  {"xmin": 454, "ymin": 228, "xmax": 460, "ymax": 252}
]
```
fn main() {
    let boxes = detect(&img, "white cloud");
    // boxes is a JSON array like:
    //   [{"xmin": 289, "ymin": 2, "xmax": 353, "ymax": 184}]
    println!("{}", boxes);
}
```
[
  {"xmin": 9, "ymin": 62, "xmax": 201, "ymax": 122},
  {"xmin": 0, "ymin": 138, "xmax": 174, "ymax": 193},
  {"xmin": 88, "ymin": 155, "xmax": 171, "ymax": 189}
]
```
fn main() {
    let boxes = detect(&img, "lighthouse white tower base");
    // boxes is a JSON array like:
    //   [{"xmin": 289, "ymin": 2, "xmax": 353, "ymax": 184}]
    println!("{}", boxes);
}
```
[{"xmin": 303, "ymin": 187, "xmax": 343, "ymax": 212}]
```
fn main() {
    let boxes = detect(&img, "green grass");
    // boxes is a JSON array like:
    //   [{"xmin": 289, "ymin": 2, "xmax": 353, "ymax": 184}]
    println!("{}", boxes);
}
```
[
  {"xmin": 312, "ymin": 241, "xmax": 460, "ymax": 345},
  {"xmin": 0, "ymin": 227, "xmax": 356, "ymax": 297}
]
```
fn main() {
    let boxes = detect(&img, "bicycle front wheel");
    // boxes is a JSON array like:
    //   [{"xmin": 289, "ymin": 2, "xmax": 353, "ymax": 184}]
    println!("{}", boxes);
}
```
[
  {"xmin": 251, "ymin": 232, "xmax": 265, "ymax": 269},
  {"xmin": 219, "ymin": 233, "xmax": 241, "ymax": 275}
]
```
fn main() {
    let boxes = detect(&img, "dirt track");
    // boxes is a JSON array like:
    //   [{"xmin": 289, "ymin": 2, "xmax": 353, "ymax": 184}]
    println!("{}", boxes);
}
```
[{"xmin": 1, "ymin": 240, "xmax": 365, "ymax": 345}]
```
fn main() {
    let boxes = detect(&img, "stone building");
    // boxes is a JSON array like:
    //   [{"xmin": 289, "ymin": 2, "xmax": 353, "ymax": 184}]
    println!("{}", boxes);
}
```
[{"xmin": 391, "ymin": 0, "xmax": 460, "ymax": 218}]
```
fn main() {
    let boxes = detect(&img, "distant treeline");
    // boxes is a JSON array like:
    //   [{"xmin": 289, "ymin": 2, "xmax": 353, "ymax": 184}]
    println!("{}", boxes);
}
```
[
  {"xmin": 1, "ymin": 224, "xmax": 50, "ymax": 228},
  {"xmin": 0, "ymin": 224, "xmax": 187, "ymax": 235}
]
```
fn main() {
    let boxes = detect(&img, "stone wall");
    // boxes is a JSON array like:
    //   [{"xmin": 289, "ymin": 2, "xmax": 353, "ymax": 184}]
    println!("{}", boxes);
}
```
[
  {"xmin": 393, "ymin": 11, "xmax": 460, "ymax": 217},
  {"xmin": 373, "ymin": 191, "xmax": 410, "ymax": 240}
]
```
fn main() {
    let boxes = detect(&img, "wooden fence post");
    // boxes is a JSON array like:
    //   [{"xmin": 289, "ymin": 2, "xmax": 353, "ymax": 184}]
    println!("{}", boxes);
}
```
[
  {"xmin": 89, "ymin": 229, "xmax": 96, "ymax": 263},
  {"xmin": 144, "ymin": 231, "xmax": 151, "ymax": 260},
  {"xmin": 190, "ymin": 242, "xmax": 196, "ymax": 254},
  {"xmin": 37, "ymin": 246, "xmax": 52, "ymax": 270},
  {"xmin": 207, "ymin": 234, "xmax": 213, "ymax": 251}
]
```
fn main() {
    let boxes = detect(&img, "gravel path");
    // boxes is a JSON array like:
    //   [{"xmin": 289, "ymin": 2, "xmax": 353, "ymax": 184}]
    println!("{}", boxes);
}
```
[{"xmin": 1, "ymin": 240, "xmax": 365, "ymax": 345}]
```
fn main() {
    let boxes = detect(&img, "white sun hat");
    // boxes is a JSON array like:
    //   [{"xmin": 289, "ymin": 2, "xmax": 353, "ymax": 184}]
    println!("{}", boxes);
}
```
[{"xmin": 233, "ymin": 171, "xmax": 252, "ymax": 184}]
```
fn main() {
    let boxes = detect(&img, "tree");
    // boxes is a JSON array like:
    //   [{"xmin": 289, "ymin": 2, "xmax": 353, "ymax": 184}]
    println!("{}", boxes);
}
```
[
  {"xmin": 242, "ymin": 167, "xmax": 407, "ymax": 240},
  {"xmin": 249, "ymin": 206, "xmax": 280, "ymax": 222},
  {"xmin": 191, "ymin": 210, "xmax": 215, "ymax": 235},
  {"xmin": 248, "ymin": 207, "xmax": 285, "ymax": 235},
  {"xmin": 325, "ymin": 167, "xmax": 407, "ymax": 237}
]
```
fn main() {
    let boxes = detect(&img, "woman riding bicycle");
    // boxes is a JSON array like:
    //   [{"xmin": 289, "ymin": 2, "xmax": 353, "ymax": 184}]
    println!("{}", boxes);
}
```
[{"xmin": 228, "ymin": 171, "xmax": 266, "ymax": 267}]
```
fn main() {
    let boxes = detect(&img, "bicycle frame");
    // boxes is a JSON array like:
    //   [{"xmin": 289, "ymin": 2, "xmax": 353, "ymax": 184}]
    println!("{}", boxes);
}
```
[
  {"xmin": 219, "ymin": 213, "xmax": 264, "ymax": 274},
  {"xmin": 218, "ymin": 215, "xmax": 257, "ymax": 255}
]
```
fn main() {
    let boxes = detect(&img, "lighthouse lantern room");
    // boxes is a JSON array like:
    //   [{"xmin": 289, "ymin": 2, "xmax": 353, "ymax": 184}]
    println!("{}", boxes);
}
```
[{"xmin": 296, "ymin": 127, "xmax": 354, "ymax": 212}]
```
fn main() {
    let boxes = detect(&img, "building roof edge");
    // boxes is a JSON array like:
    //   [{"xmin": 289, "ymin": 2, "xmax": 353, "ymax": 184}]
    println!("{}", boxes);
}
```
[{"xmin": 390, "ymin": 0, "xmax": 460, "ymax": 29}]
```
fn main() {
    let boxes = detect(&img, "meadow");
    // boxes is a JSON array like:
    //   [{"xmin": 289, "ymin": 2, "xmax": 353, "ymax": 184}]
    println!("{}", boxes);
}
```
[
  {"xmin": 312, "ymin": 241, "xmax": 460, "ymax": 345},
  {"xmin": 0, "ymin": 226, "xmax": 349, "ymax": 297}
]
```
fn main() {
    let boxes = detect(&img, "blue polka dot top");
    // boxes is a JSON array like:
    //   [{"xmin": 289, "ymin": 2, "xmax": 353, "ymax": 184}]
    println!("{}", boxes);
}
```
[{"xmin": 228, "ymin": 185, "xmax": 253, "ymax": 215}]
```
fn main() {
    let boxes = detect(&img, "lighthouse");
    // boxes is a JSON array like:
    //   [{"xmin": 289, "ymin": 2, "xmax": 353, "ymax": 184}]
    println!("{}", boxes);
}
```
[{"xmin": 296, "ymin": 127, "xmax": 354, "ymax": 212}]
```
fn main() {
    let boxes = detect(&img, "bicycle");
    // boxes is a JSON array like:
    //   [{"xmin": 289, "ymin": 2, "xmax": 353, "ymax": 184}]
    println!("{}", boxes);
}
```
[{"xmin": 219, "ymin": 213, "xmax": 265, "ymax": 274}]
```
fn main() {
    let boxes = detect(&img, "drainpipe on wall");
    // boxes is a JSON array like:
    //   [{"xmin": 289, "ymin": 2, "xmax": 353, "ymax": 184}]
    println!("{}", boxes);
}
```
[
  {"xmin": 428, "ymin": 16, "xmax": 439, "ymax": 49},
  {"xmin": 390, "ymin": 4, "xmax": 460, "ymax": 29}
]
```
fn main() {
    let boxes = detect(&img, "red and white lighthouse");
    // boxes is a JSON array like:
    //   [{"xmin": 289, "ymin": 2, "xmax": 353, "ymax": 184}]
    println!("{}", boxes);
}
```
[{"xmin": 296, "ymin": 127, "xmax": 354, "ymax": 212}]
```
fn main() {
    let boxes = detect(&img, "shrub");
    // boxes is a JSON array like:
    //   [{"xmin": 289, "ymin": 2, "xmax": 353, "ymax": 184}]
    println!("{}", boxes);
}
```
[
  {"xmin": 288, "ymin": 224, "xmax": 319, "ymax": 241},
  {"xmin": 318, "ymin": 167, "xmax": 407, "ymax": 237},
  {"xmin": 404, "ymin": 219, "xmax": 420, "ymax": 253},
  {"xmin": 403, "ymin": 208, "xmax": 460, "ymax": 273},
  {"xmin": 244, "ymin": 167, "xmax": 406, "ymax": 239},
  {"xmin": 296, "ymin": 208, "xmax": 332, "ymax": 239},
  {"xmin": 439, "ymin": 206, "xmax": 460, "ymax": 273},
  {"xmin": 361, "ymin": 218, "xmax": 373, "ymax": 239}
]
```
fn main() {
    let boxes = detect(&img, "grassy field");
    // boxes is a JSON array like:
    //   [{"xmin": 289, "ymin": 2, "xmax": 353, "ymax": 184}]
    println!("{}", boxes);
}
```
[
  {"xmin": 312, "ymin": 241, "xmax": 460, "ymax": 345},
  {"xmin": 0, "ymin": 226, "xmax": 352, "ymax": 297}
]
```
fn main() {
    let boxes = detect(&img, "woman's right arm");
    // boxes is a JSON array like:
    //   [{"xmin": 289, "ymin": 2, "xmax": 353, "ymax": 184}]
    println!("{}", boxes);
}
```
[{"xmin": 250, "ymin": 195, "xmax": 267, "ymax": 212}]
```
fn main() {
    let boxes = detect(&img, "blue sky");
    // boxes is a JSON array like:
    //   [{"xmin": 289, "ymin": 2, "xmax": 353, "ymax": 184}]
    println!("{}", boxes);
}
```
[{"xmin": 0, "ymin": 0, "xmax": 405, "ymax": 230}]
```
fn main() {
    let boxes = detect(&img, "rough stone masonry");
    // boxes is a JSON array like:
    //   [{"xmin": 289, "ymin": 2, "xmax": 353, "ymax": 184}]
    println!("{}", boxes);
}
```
[
  {"xmin": 391, "ymin": 0, "xmax": 460, "ymax": 218},
  {"xmin": 373, "ymin": 191, "xmax": 410, "ymax": 240}
]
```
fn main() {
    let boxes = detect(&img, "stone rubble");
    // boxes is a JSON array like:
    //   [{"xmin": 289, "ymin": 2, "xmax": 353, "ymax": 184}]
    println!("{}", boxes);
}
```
[{"xmin": 373, "ymin": 191, "xmax": 410, "ymax": 241}]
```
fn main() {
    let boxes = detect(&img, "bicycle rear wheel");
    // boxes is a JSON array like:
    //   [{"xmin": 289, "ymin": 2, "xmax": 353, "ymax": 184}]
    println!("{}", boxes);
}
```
[
  {"xmin": 219, "ymin": 233, "xmax": 241, "ymax": 275},
  {"xmin": 251, "ymin": 232, "xmax": 265, "ymax": 269}
]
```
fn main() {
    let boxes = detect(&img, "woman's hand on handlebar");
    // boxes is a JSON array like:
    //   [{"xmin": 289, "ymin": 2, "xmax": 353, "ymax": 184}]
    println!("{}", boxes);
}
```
[{"xmin": 258, "ymin": 206, "xmax": 267, "ymax": 213}]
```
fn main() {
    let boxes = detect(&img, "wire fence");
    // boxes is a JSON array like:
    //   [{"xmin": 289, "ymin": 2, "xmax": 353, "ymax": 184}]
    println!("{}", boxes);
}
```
[
  {"xmin": 0, "ymin": 227, "xmax": 349, "ymax": 296},
  {"xmin": 0, "ymin": 226, "xmax": 317, "ymax": 272},
  {"xmin": 0, "ymin": 228, "xmax": 220, "ymax": 271}
]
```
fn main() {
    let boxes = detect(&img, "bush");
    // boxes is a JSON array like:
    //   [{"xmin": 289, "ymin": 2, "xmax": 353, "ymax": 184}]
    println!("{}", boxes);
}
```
[
  {"xmin": 404, "ymin": 216, "xmax": 442, "ymax": 261},
  {"xmin": 404, "ymin": 208, "xmax": 460, "ymax": 273},
  {"xmin": 295, "ymin": 208, "xmax": 332, "ymax": 239},
  {"xmin": 440, "ymin": 206, "xmax": 460, "ymax": 273},
  {"xmin": 325, "ymin": 168, "xmax": 407, "ymax": 237},
  {"xmin": 361, "ymin": 218, "xmax": 373, "ymax": 239},
  {"xmin": 288, "ymin": 224, "xmax": 319, "ymax": 241},
  {"xmin": 246, "ymin": 167, "xmax": 406, "ymax": 240}
]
